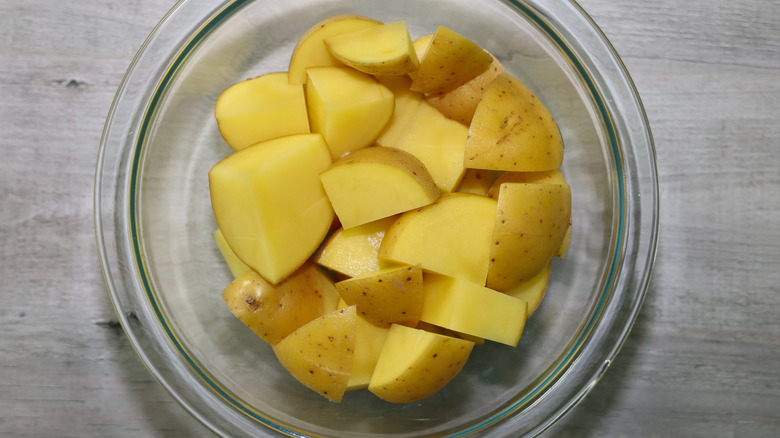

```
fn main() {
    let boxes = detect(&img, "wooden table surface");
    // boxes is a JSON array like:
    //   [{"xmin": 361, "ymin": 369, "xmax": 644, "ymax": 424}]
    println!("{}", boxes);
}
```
[{"xmin": 2, "ymin": 0, "xmax": 779, "ymax": 436}]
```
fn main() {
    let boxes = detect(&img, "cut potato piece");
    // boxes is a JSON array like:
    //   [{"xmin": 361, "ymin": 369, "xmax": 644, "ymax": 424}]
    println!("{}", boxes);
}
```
[
  {"xmin": 393, "ymin": 102, "xmax": 469, "ymax": 192},
  {"xmin": 465, "ymin": 73, "xmax": 563, "ymax": 172},
  {"xmin": 409, "ymin": 26, "xmax": 492, "ymax": 94},
  {"xmin": 214, "ymin": 72, "xmax": 309, "ymax": 151},
  {"xmin": 555, "ymin": 224, "xmax": 573, "ymax": 258},
  {"xmin": 313, "ymin": 216, "xmax": 397, "ymax": 278},
  {"xmin": 426, "ymin": 54, "xmax": 505, "ymax": 125},
  {"xmin": 272, "ymin": 306, "xmax": 357, "ymax": 402},
  {"xmin": 487, "ymin": 169, "xmax": 566, "ymax": 198},
  {"xmin": 306, "ymin": 67, "xmax": 395, "ymax": 159},
  {"xmin": 421, "ymin": 273, "xmax": 528, "ymax": 346},
  {"xmin": 213, "ymin": 228, "xmax": 250, "ymax": 278},
  {"xmin": 221, "ymin": 263, "xmax": 340, "ymax": 345},
  {"xmin": 348, "ymin": 315, "xmax": 390, "ymax": 390},
  {"xmin": 503, "ymin": 261, "xmax": 551, "ymax": 317},
  {"xmin": 455, "ymin": 168, "xmax": 502, "ymax": 196},
  {"xmin": 320, "ymin": 147, "xmax": 440, "ymax": 229},
  {"xmin": 486, "ymin": 183, "xmax": 571, "ymax": 290},
  {"xmin": 208, "ymin": 133, "xmax": 334, "ymax": 284},
  {"xmin": 368, "ymin": 324, "xmax": 474, "ymax": 403},
  {"xmin": 324, "ymin": 20, "xmax": 419, "ymax": 76},
  {"xmin": 375, "ymin": 76, "xmax": 424, "ymax": 148},
  {"xmin": 379, "ymin": 193, "xmax": 497, "ymax": 285},
  {"xmin": 412, "ymin": 34, "xmax": 433, "ymax": 61},
  {"xmin": 288, "ymin": 15, "xmax": 382, "ymax": 85},
  {"xmin": 335, "ymin": 264, "xmax": 424, "ymax": 327}
]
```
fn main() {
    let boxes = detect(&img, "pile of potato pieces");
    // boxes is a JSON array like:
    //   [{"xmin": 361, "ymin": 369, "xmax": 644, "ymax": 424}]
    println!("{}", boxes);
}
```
[{"xmin": 209, "ymin": 15, "xmax": 571, "ymax": 404}]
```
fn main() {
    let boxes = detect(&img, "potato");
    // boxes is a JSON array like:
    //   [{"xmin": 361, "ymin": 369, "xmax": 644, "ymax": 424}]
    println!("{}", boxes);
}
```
[
  {"xmin": 272, "ymin": 306, "xmax": 357, "ymax": 402},
  {"xmin": 421, "ymin": 273, "xmax": 528, "ymax": 346},
  {"xmin": 465, "ymin": 73, "xmax": 563, "ymax": 172},
  {"xmin": 393, "ymin": 102, "xmax": 469, "ymax": 192},
  {"xmin": 374, "ymin": 76, "xmax": 424, "ymax": 148},
  {"xmin": 313, "ymin": 216, "xmax": 397, "ymax": 278},
  {"xmin": 347, "ymin": 314, "xmax": 390, "ymax": 390},
  {"xmin": 212, "ymin": 228, "xmax": 250, "ymax": 278},
  {"xmin": 378, "ymin": 193, "xmax": 497, "ymax": 285},
  {"xmin": 425, "ymin": 54, "xmax": 505, "ymax": 125},
  {"xmin": 455, "ymin": 168, "xmax": 502, "ymax": 196},
  {"xmin": 288, "ymin": 15, "xmax": 381, "ymax": 85},
  {"xmin": 319, "ymin": 146, "xmax": 440, "ymax": 229},
  {"xmin": 306, "ymin": 67, "xmax": 395, "ymax": 159},
  {"xmin": 409, "ymin": 26, "xmax": 492, "ymax": 94},
  {"xmin": 503, "ymin": 261, "xmax": 551, "ymax": 317},
  {"xmin": 221, "ymin": 262, "xmax": 340, "ymax": 345},
  {"xmin": 411, "ymin": 34, "xmax": 433, "ymax": 60},
  {"xmin": 486, "ymin": 183, "xmax": 571, "ymax": 291},
  {"xmin": 208, "ymin": 133, "xmax": 334, "ymax": 284},
  {"xmin": 324, "ymin": 20, "xmax": 419, "ymax": 76},
  {"xmin": 335, "ymin": 264, "xmax": 424, "ymax": 328},
  {"xmin": 214, "ymin": 72, "xmax": 309, "ymax": 151},
  {"xmin": 487, "ymin": 170, "xmax": 572, "ymax": 259},
  {"xmin": 486, "ymin": 169, "xmax": 566, "ymax": 198},
  {"xmin": 368, "ymin": 324, "xmax": 474, "ymax": 403}
]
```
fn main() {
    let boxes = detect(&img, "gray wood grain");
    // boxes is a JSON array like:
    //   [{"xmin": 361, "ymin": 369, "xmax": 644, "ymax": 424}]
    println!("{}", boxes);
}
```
[{"xmin": 1, "ymin": 0, "xmax": 778, "ymax": 437}]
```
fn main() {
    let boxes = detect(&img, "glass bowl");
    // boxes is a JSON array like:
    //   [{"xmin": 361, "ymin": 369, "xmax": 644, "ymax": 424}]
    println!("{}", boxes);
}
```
[{"xmin": 95, "ymin": 0, "xmax": 658, "ymax": 436}]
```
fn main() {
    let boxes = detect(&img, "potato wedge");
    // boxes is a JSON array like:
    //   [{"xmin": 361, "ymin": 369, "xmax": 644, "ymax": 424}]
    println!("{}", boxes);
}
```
[
  {"xmin": 393, "ymin": 102, "xmax": 469, "ymax": 192},
  {"xmin": 465, "ymin": 73, "xmax": 563, "ymax": 172},
  {"xmin": 335, "ymin": 264, "xmax": 424, "ymax": 327},
  {"xmin": 425, "ymin": 54, "xmax": 505, "ymax": 125},
  {"xmin": 347, "ymin": 315, "xmax": 390, "ymax": 390},
  {"xmin": 455, "ymin": 168, "xmax": 502, "ymax": 196},
  {"xmin": 306, "ymin": 67, "xmax": 395, "ymax": 159},
  {"xmin": 368, "ymin": 324, "xmax": 474, "ymax": 403},
  {"xmin": 325, "ymin": 20, "xmax": 419, "ymax": 76},
  {"xmin": 313, "ymin": 216, "xmax": 398, "ymax": 278},
  {"xmin": 288, "ymin": 15, "xmax": 381, "ymax": 84},
  {"xmin": 320, "ymin": 146, "xmax": 440, "ymax": 229},
  {"xmin": 409, "ymin": 26, "xmax": 492, "ymax": 94},
  {"xmin": 208, "ymin": 133, "xmax": 334, "ymax": 284},
  {"xmin": 503, "ymin": 261, "xmax": 551, "ymax": 317},
  {"xmin": 378, "ymin": 193, "xmax": 497, "ymax": 285},
  {"xmin": 374, "ymin": 76, "xmax": 424, "ymax": 148},
  {"xmin": 486, "ymin": 169, "xmax": 566, "ymax": 198},
  {"xmin": 221, "ymin": 262, "xmax": 340, "ymax": 345},
  {"xmin": 272, "ymin": 306, "xmax": 357, "ymax": 402},
  {"xmin": 421, "ymin": 273, "xmax": 528, "ymax": 346},
  {"xmin": 486, "ymin": 183, "xmax": 571, "ymax": 290},
  {"xmin": 214, "ymin": 72, "xmax": 309, "ymax": 151},
  {"xmin": 212, "ymin": 228, "xmax": 250, "ymax": 278}
]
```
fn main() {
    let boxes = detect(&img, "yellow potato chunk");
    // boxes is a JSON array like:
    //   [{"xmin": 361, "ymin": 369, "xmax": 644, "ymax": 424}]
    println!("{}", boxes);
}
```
[
  {"xmin": 503, "ymin": 261, "xmax": 551, "ymax": 317},
  {"xmin": 409, "ymin": 26, "xmax": 492, "ymax": 94},
  {"xmin": 320, "ymin": 147, "xmax": 440, "ymax": 229},
  {"xmin": 306, "ymin": 67, "xmax": 395, "ymax": 159},
  {"xmin": 455, "ymin": 168, "xmax": 502, "ymax": 196},
  {"xmin": 425, "ymin": 54, "xmax": 505, "ymax": 125},
  {"xmin": 486, "ymin": 169, "xmax": 567, "ymax": 198},
  {"xmin": 421, "ymin": 273, "xmax": 528, "ymax": 346},
  {"xmin": 374, "ymin": 76, "xmax": 424, "ymax": 148},
  {"xmin": 486, "ymin": 183, "xmax": 571, "ymax": 290},
  {"xmin": 212, "ymin": 229, "xmax": 250, "ymax": 278},
  {"xmin": 335, "ymin": 264, "xmax": 424, "ymax": 327},
  {"xmin": 313, "ymin": 216, "xmax": 398, "ymax": 278},
  {"xmin": 324, "ymin": 20, "xmax": 419, "ymax": 76},
  {"xmin": 412, "ymin": 34, "xmax": 433, "ymax": 60},
  {"xmin": 378, "ymin": 193, "xmax": 497, "ymax": 285},
  {"xmin": 221, "ymin": 262, "xmax": 340, "ymax": 345},
  {"xmin": 465, "ymin": 73, "xmax": 563, "ymax": 172},
  {"xmin": 288, "ymin": 15, "xmax": 382, "ymax": 85},
  {"xmin": 272, "ymin": 306, "xmax": 357, "ymax": 402},
  {"xmin": 368, "ymin": 324, "xmax": 474, "ymax": 403},
  {"xmin": 208, "ymin": 133, "xmax": 334, "ymax": 284},
  {"xmin": 555, "ymin": 224, "xmax": 573, "ymax": 258},
  {"xmin": 393, "ymin": 102, "xmax": 469, "ymax": 192},
  {"xmin": 214, "ymin": 72, "xmax": 309, "ymax": 151},
  {"xmin": 347, "ymin": 315, "xmax": 390, "ymax": 390}
]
